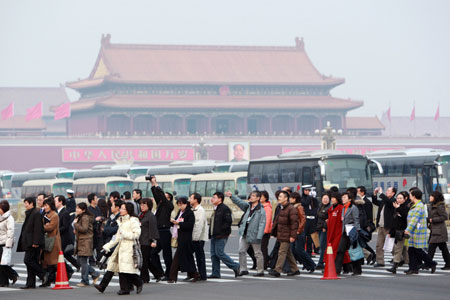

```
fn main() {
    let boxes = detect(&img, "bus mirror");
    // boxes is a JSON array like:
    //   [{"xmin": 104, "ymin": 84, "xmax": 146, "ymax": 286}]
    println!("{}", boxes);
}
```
[
  {"xmin": 235, "ymin": 190, "xmax": 239, "ymax": 195},
  {"xmin": 318, "ymin": 161, "xmax": 326, "ymax": 177},
  {"xmin": 370, "ymin": 159, "xmax": 384, "ymax": 175},
  {"xmin": 173, "ymin": 191, "xmax": 177, "ymax": 196},
  {"xmin": 437, "ymin": 165, "xmax": 443, "ymax": 176}
]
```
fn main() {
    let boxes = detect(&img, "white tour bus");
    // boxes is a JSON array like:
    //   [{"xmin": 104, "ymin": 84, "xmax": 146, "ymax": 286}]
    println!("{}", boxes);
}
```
[{"xmin": 73, "ymin": 177, "xmax": 134, "ymax": 200}]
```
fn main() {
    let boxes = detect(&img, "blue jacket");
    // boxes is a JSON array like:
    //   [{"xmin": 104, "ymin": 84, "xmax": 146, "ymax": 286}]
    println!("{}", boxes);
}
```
[{"xmin": 231, "ymin": 196, "xmax": 266, "ymax": 243}]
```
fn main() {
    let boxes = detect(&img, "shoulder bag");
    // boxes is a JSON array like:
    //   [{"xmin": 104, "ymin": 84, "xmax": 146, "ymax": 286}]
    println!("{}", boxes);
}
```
[
  {"xmin": 132, "ymin": 239, "xmax": 143, "ymax": 270},
  {"xmin": 44, "ymin": 233, "xmax": 55, "ymax": 252}
]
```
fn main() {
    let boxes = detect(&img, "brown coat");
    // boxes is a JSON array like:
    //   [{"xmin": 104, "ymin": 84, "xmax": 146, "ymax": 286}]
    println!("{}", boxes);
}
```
[
  {"xmin": 428, "ymin": 202, "xmax": 448, "ymax": 244},
  {"xmin": 272, "ymin": 203, "xmax": 299, "ymax": 242},
  {"xmin": 294, "ymin": 203, "xmax": 306, "ymax": 234},
  {"xmin": 74, "ymin": 213, "xmax": 94, "ymax": 257},
  {"xmin": 43, "ymin": 210, "xmax": 62, "ymax": 266}
]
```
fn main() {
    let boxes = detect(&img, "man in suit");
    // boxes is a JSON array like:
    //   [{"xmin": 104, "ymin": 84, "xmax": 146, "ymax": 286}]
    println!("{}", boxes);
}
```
[
  {"xmin": 17, "ymin": 197, "xmax": 46, "ymax": 289},
  {"xmin": 55, "ymin": 195, "xmax": 79, "ymax": 277}
]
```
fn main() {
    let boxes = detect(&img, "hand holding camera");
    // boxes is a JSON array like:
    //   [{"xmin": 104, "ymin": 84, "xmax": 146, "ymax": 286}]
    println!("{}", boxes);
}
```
[{"xmin": 145, "ymin": 175, "xmax": 157, "ymax": 186}]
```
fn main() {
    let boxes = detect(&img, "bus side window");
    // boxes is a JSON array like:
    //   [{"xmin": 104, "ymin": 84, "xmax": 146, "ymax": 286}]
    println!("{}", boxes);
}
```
[
  {"xmin": 248, "ymin": 164, "xmax": 263, "ymax": 184},
  {"xmin": 224, "ymin": 180, "xmax": 235, "ymax": 194},
  {"xmin": 263, "ymin": 163, "xmax": 280, "ymax": 183},
  {"xmin": 295, "ymin": 163, "xmax": 303, "ymax": 183},
  {"xmin": 302, "ymin": 167, "xmax": 313, "ymax": 186},
  {"xmin": 206, "ymin": 181, "xmax": 218, "ymax": 197}
]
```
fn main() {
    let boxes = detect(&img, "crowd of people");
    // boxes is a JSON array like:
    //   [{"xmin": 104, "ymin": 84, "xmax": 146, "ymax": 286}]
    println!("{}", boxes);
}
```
[{"xmin": 0, "ymin": 177, "xmax": 449, "ymax": 294}]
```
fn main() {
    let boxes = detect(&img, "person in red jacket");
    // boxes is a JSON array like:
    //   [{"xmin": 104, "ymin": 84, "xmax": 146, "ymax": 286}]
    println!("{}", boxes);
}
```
[{"xmin": 327, "ymin": 192, "xmax": 351, "ymax": 273}]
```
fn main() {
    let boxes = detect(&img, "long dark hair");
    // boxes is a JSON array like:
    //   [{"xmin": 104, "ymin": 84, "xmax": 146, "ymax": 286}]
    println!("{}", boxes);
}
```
[
  {"xmin": 430, "ymin": 190, "xmax": 444, "ymax": 203},
  {"xmin": 122, "ymin": 202, "xmax": 137, "ymax": 217},
  {"xmin": 77, "ymin": 202, "xmax": 93, "ymax": 216}
]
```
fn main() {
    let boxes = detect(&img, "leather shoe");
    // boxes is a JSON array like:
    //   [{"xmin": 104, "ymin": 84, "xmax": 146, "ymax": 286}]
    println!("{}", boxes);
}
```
[
  {"xmin": 287, "ymin": 270, "xmax": 300, "ymax": 276},
  {"xmin": 160, "ymin": 276, "xmax": 169, "ymax": 281},
  {"xmin": 238, "ymin": 271, "xmax": 249, "ymax": 276},
  {"xmin": 11, "ymin": 276, "xmax": 18, "ymax": 285},
  {"xmin": 233, "ymin": 268, "xmax": 240, "ymax": 278},
  {"xmin": 136, "ymin": 284, "xmax": 143, "ymax": 294},
  {"xmin": 430, "ymin": 262, "xmax": 437, "ymax": 274},
  {"xmin": 207, "ymin": 275, "xmax": 220, "ymax": 279},
  {"xmin": 405, "ymin": 270, "xmax": 419, "ymax": 275},
  {"xmin": 253, "ymin": 273, "xmax": 264, "ymax": 277},
  {"xmin": 20, "ymin": 286, "xmax": 36, "ymax": 289},
  {"xmin": 94, "ymin": 284, "xmax": 105, "ymax": 293},
  {"xmin": 117, "ymin": 290, "xmax": 130, "ymax": 295},
  {"xmin": 268, "ymin": 270, "xmax": 281, "ymax": 277},
  {"xmin": 373, "ymin": 263, "xmax": 385, "ymax": 268}
]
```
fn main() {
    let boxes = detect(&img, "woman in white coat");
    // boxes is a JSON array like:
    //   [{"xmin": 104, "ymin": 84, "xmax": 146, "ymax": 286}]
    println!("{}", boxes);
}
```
[
  {"xmin": 0, "ymin": 200, "xmax": 19, "ymax": 287},
  {"xmin": 103, "ymin": 202, "xmax": 143, "ymax": 295}
]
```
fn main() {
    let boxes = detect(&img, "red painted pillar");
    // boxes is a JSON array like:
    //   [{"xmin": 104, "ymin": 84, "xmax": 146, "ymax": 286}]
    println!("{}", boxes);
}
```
[
  {"xmin": 181, "ymin": 116, "xmax": 186, "ymax": 134},
  {"xmin": 294, "ymin": 117, "xmax": 298, "ymax": 134},
  {"xmin": 208, "ymin": 117, "xmax": 212, "ymax": 134},
  {"xmin": 129, "ymin": 115, "xmax": 134, "ymax": 135},
  {"xmin": 156, "ymin": 116, "xmax": 160, "ymax": 135}
]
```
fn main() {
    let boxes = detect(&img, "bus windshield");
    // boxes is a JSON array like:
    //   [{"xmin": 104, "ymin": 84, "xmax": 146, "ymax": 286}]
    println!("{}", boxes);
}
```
[
  {"xmin": 437, "ymin": 155, "xmax": 450, "ymax": 194},
  {"xmin": 53, "ymin": 182, "xmax": 73, "ymax": 196},
  {"xmin": 174, "ymin": 179, "xmax": 191, "ymax": 197},
  {"xmin": 56, "ymin": 172, "xmax": 74, "ymax": 179},
  {"xmin": 107, "ymin": 181, "xmax": 133, "ymax": 195},
  {"xmin": 129, "ymin": 169, "xmax": 148, "ymax": 179},
  {"xmin": 237, "ymin": 177, "xmax": 247, "ymax": 198},
  {"xmin": 323, "ymin": 158, "xmax": 371, "ymax": 190}
]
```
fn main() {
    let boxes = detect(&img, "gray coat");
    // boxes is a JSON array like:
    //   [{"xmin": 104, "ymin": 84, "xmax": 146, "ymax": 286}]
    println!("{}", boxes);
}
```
[
  {"xmin": 342, "ymin": 204, "xmax": 360, "ymax": 232},
  {"xmin": 231, "ymin": 196, "xmax": 266, "ymax": 243},
  {"xmin": 428, "ymin": 202, "xmax": 448, "ymax": 244}
]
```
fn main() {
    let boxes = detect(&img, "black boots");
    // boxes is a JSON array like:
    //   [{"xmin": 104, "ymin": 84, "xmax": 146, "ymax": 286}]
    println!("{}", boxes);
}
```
[{"xmin": 386, "ymin": 262, "xmax": 398, "ymax": 274}]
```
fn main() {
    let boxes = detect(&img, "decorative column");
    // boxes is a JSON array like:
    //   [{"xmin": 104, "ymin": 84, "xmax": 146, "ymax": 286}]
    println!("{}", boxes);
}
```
[
  {"xmin": 294, "ymin": 116, "xmax": 298, "ymax": 134},
  {"xmin": 181, "ymin": 115, "xmax": 187, "ymax": 134},
  {"xmin": 269, "ymin": 116, "xmax": 273, "ymax": 135},
  {"xmin": 156, "ymin": 116, "xmax": 160, "ymax": 135},
  {"xmin": 243, "ymin": 116, "xmax": 248, "ymax": 135},
  {"xmin": 129, "ymin": 115, "xmax": 134, "ymax": 135},
  {"xmin": 208, "ymin": 117, "xmax": 212, "ymax": 134}
]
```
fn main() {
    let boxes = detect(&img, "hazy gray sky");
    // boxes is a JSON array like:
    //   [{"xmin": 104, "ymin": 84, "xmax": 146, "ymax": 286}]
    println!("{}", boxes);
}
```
[{"xmin": 1, "ymin": 0, "xmax": 449, "ymax": 117}]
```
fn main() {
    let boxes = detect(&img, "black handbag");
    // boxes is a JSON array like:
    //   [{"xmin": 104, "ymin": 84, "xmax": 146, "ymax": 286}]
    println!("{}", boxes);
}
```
[{"xmin": 132, "ymin": 239, "xmax": 143, "ymax": 270}]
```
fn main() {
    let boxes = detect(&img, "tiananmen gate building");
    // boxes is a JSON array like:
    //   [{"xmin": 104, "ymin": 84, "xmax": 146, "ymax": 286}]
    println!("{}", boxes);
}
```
[{"xmin": 66, "ymin": 34, "xmax": 368, "ymax": 136}]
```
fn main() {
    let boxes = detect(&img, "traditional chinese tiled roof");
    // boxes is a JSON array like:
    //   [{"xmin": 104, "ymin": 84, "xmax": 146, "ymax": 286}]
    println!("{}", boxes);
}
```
[
  {"xmin": 67, "ymin": 35, "xmax": 345, "ymax": 89},
  {"xmin": 70, "ymin": 94, "xmax": 362, "ymax": 112},
  {"xmin": 346, "ymin": 116, "xmax": 385, "ymax": 130}
]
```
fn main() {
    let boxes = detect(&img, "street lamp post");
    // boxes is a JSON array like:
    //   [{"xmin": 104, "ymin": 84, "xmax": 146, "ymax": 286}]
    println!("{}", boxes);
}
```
[
  {"xmin": 194, "ymin": 137, "xmax": 209, "ymax": 160},
  {"xmin": 315, "ymin": 121, "xmax": 343, "ymax": 150}
]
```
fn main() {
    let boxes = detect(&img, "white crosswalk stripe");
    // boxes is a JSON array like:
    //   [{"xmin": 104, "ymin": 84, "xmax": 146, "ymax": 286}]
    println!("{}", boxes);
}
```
[{"xmin": 1, "ymin": 251, "xmax": 448, "ymax": 291}]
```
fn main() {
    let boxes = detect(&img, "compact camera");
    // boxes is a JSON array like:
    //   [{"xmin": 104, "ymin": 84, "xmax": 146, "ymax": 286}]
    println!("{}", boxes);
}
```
[{"xmin": 145, "ymin": 175, "xmax": 155, "ymax": 181}]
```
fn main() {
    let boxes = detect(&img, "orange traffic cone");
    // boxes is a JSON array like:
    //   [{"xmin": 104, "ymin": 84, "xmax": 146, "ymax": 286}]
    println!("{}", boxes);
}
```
[
  {"xmin": 321, "ymin": 243, "xmax": 340, "ymax": 280},
  {"xmin": 52, "ymin": 251, "xmax": 73, "ymax": 290}
]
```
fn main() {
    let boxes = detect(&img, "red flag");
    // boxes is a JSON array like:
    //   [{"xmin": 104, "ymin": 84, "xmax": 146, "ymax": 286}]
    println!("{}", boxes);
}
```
[
  {"xmin": 386, "ymin": 106, "xmax": 391, "ymax": 122},
  {"xmin": 54, "ymin": 102, "xmax": 71, "ymax": 120},
  {"xmin": 26, "ymin": 102, "xmax": 43, "ymax": 121},
  {"xmin": 434, "ymin": 105, "xmax": 440, "ymax": 121},
  {"xmin": 410, "ymin": 105, "xmax": 415, "ymax": 121},
  {"xmin": 1, "ymin": 102, "xmax": 14, "ymax": 121}
]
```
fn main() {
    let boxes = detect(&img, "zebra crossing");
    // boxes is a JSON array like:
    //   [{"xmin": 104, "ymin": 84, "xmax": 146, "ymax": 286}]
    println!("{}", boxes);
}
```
[{"xmin": 1, "ymin": 251, "xmax": 449, "ymax": 291}]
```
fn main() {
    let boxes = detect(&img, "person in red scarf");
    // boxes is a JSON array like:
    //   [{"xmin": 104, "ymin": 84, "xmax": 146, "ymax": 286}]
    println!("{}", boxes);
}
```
[{"xmin": 327, "ymin": 192, "xmax": 351, "ymax": 271}]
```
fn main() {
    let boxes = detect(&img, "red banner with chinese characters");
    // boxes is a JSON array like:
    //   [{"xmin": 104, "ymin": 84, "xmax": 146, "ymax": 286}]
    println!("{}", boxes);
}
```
[{"xmin": 62, "ymin": 148, "xmax": 195, "ymax": 162}]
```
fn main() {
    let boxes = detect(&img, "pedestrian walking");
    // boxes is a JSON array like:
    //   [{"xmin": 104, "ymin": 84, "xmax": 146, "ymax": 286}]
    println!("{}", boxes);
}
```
[
  {"xmin": 208, "ymin": 192, "xmax": 240, "ymax": 279},
  {"xmin": 289, "ymin": 192, "xmax": 316, "ymax": 273},
  {"xmin": 357, "ymin": 186, "xmax": 376, "ymax": 265},
  {"xmin": 168, "ymin": 197, "xmax": 199, "ymax": 283},
  {"xmin": 316, "ymin": 192, "xmax": 331, "ymax": 270},
  {"xmin": 94, "ymin": 199, "xmax": 123, "ymax": 293},
  {"xmin": 427, "ymin": 190, "xmax": 450, "ymax": 270},
  {"xmin": 74, "ymin": 202, "xmax": 100, "ymax": 287},
  {"xmin": 41, "ymin": 197, "xmax": 62, "ymax": 287},
  {"xmin": 301, "ymin": 186, "xmax": 319, "ymax": 255},
  {"xmin": 335, "ymin": 192, "xmax": 363, "ymax": 275},
  {"xmin": 0, "ymin": 200, "xmax": 19, "ymax": 287},
  {"xmin": 404, "ymin": 188, "xmax": 437, "ymax": 275},
  {"xmin": 87, "ymin": 193, "xmax": 105, "ymax": 264},
  {"xmin": 150, "ymin": 176, "xmax": 174, "ymax": 281},
  {"xmin": 17, "ymin": 197, "xmax": 46, "ymax": 289},
  {"xmin": 229, "ymin": 190, "xmax": 266, "ymax": 277},
  {"xmin": 139, "ymin": 198, "xmax": 162, "ymax": 283},
  {"xmin": 269, "ymin": 190, "xmax": 299, "ymax": 277},
  {"xmin": 327, "ymin": 193, "xmax": 351, "ymax": 271},
  {"xmin": 260, "ymin": 191, "xmax": 272, "ymax": 270},
  {"xmin": 103, "ymin": 202, "xmax": 143, "ymax": 295},
  {"xmin": 372, "ymin": 186, "xmax": 396, "ymax": 267},
  {"xmin": 386, "ymin": 191, "xmax": 410, "ymax": 274},
  {"xmin": 189, "ymin": 192, "xmax": 208, "ymax": 281}
]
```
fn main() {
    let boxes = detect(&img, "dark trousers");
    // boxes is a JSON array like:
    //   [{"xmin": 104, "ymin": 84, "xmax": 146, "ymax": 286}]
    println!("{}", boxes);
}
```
[
  {"xmin": 192, "ymin": 241, "xmax": 207, "ymax": 280},
  {"xmin": 428, "ymin": 242, "xmax": 450, "ymax": 267},
  {"xmin": 45, "ymin": 265, "xmax": 57, "ymax": 283},
  {"xmin": 261, "ymin": 233, "xmax": 271, "ymax": 269},
  {"xmin": 408, "ymin": 247, "xmax": 435, "ymax": 272},
  {"xmin": 0, "ymin": 265, "xmax": 18, "ymax": 286},
  {"xmin": 98, "ymin": 271, "xmax": 114, "ymax": 290},
  {"xmin": 151, "ymin": 229, "xmax": 173, "ymax": 277},
  {"xmin": 291, "ymin": 232, "xmax": 316, "ymax": 271},
  {"xmin": 24, "ymin": 248, "xmax": 45, "ymax": 287},
  {"xmin": 335, "ymin": 233, "xmax": 362, "ymax": 275},
  {"xmin": 169, "ymin": 248, "xmax": 198, "ymax": 282},
  {"xmin": 118, "ymin": 273, "xmax": 142, "ymax": 292},
  {"xmin": 140, "ymin": 245, "xmax": 163, "ymax": 283},
  {"xmin": 64, "ymin": 252, "xmax": 80, "ymax": 270}
]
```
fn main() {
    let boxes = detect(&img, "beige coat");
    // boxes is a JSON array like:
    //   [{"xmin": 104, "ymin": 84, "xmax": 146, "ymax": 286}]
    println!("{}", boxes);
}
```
[
  {"xmin": 43, "ymin": 210, "xmax": 62, "ymax": 266},
  {"xmin": 103, "ymin": 215, "xmax": 141, "ymax": 274}
]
